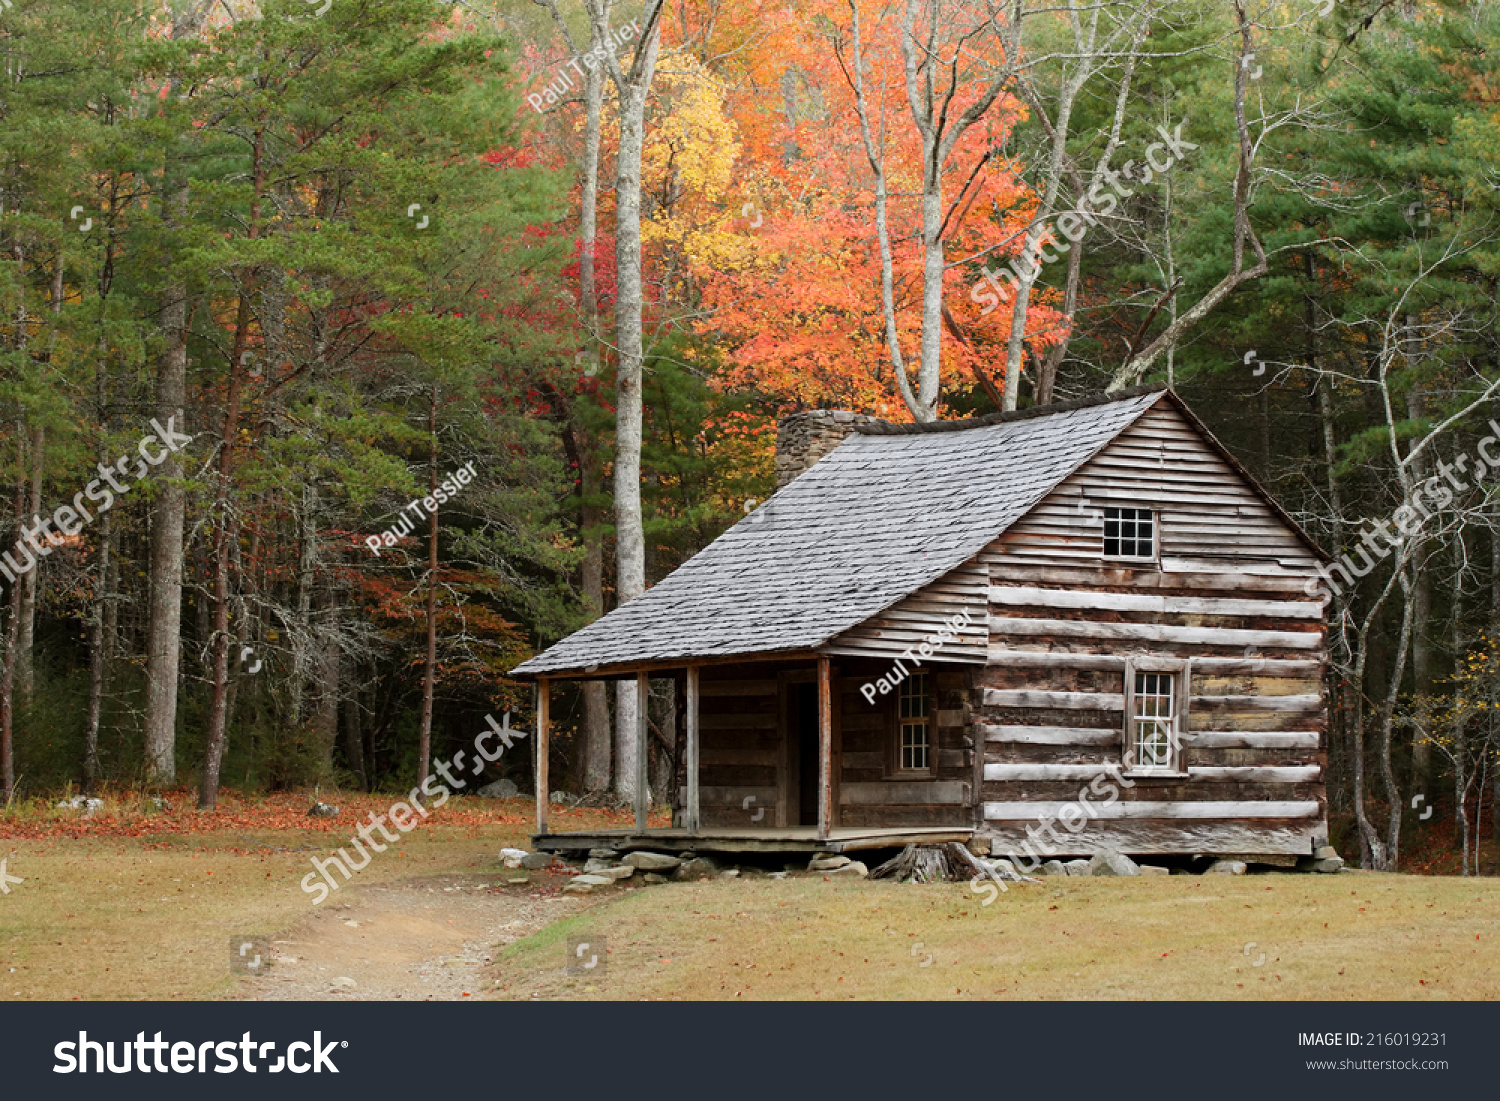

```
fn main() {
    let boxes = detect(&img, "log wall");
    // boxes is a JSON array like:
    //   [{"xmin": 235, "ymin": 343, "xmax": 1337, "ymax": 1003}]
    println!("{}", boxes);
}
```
[
  {"xmin": 837, "ymin": 666, "xmax": 971, "ymax": 828},
  {"xmin": 691, "ymin": 667, "xmax": 780, "ymax": 827},
  {"xmin": 973, "ymin": 402, "xmax": 1329, "ymax": 857}
]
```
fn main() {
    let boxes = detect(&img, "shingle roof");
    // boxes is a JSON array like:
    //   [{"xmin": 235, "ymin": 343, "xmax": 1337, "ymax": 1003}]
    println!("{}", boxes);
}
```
[{"xmin": 511, "ymin": 387, "xmax": 1170, "ymax": 678}]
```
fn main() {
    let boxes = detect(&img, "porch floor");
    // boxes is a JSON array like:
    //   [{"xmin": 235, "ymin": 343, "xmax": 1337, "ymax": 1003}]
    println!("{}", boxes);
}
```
[{"xmin": 531, "ymin": 825, "xmax": 972, "ymax": 856}]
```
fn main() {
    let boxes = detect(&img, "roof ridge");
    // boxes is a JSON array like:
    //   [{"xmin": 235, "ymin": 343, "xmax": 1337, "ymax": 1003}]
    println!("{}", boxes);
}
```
[{"xmin": 852, "ymin": 384, "xmax": 1168, "ymax": 435}]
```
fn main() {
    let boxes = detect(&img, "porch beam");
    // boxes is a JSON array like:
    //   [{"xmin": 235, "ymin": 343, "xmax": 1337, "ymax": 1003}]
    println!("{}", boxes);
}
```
[
  {"xmin": 635, "ymin": 672, "xmax": 650, "ymax": 831},
  {"xmin": 817, "ymin": 656, "xmax": 832, "ymax": 840},
  {"xmin": 685, "ymin": 666, "xmax": 701, "ymax": 834},
  {"xmin": 535, "ymin": 677, "xmax": 550, "ymax": 835}
]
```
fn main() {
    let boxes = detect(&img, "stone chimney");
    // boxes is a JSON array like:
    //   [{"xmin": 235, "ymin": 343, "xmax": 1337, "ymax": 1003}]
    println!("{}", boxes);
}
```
[{"xmin": 775, "ymin": 410, "xmax": 885, "ymax": 489}]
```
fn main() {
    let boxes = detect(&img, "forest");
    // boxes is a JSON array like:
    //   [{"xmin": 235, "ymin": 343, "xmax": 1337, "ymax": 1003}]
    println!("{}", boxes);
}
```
[{"xmin": 1, "ymin": 0, "xmax": 1498, "ymax": 876}]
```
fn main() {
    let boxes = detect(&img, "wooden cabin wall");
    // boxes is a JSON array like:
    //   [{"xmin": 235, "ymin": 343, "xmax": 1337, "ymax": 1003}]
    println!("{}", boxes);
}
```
[
  {"xmin": 690, "ymin": 667, "xmax": 779, "ymax": 828},
  {"xmin": 974, "ymin": 403, "xmax": 1328, "ymax": 857},
  {"xmin": 836, "ymin": 666, "xmax": 971, "ymax": 827}
]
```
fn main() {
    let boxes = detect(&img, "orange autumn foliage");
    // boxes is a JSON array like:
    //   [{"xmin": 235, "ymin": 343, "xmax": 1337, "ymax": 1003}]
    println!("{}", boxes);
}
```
[{"xmin": 672, "ymin": 0, "xmax": 1063, "ymax": 418}]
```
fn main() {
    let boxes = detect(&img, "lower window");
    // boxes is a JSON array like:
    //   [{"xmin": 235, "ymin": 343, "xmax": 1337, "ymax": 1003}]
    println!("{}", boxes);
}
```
[
  {"xmin": 1129, "ymin": 670, "xmax": 1177, "ymax": 771},
  {"xmin": 898, "ymin": 672, "xmax": 931, "ymax": 772}
]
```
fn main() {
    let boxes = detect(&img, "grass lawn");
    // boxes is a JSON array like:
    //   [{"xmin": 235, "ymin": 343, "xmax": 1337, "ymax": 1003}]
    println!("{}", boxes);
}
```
[
  {"xmin": 491, "ymin": 871, "xmax": 1500, "ymax": 1000},
  {"xmin": 6, "ymin": 790, "xmax": 1500, "ymax": 1002},
  {"xmin": 0, "ymin": 826, "xmax": 537, "ymax": 1001},
  {"xmin": 0, "ymin": 788, "xmax": 648, "ymax": 1001}
]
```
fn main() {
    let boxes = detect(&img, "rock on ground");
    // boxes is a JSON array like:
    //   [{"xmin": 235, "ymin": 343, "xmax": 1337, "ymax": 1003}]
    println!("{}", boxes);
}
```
[
  {"xmin": 674, "ymin": 857, "xmax": 719, "ymax": 881},
  {"xmin": 476, "ymin": 779, "xmax": 519, "ymax": 799},
  {"xmin": 563, "ymin": 874, "xmax": 617, "ymax": 894},
  {"xmin": 1206, "ymin": 860, "xmax": 1248, "ymax": 875},
  {"xmin": 1138, "ymin": 865, "xmax": 1171, "ymax": 877},
  {"xmin": 1064, "ymin": 858, "xmax": 1093, "ymax": 876},
  {"xmin": 1039, "ymin": 860, "xmax": 1069, "ymax": 876},
  {"xmin": 623, "ymin": 851, "xmax": 682, "ymax": 871},
  {"xmin": 1087, "ymin": 849, "xmax": 1140, "ymax": 877},
  {"xmin": 826, "ymin": 861, "xmax": 868, "ymax": 878},
  {"xmin": 808, "ymin": 855, "xmax": 851, "ymax": 871},
  {"xmin": 1298, "ymin": 856, "xmax": 1345, "ymax": 874}
]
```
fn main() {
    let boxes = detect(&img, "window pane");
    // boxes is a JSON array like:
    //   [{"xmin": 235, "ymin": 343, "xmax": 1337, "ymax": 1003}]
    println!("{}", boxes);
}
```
[
  {"xmin": 900, "ymin": 672, "xmax": 928, "ymax": 718},
  {"xmin": 900, "ymin": 722, "xmax": 929, "ymax": 771}
]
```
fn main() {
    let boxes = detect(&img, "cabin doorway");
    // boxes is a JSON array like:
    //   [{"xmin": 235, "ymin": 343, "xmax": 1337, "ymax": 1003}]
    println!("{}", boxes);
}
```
[{"xmin": 785, "ymin": 682, "xmax": 820, "ymax": 827}]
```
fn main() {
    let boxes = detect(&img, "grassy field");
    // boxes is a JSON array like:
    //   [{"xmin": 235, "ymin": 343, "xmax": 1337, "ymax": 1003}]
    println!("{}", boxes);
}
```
[
  {"xmin": 4, "ymin": 795, "xmax": 1499, "ymax": 1001},
  {"xmin": 0, "ymin": 826, "xmax": 533, "ymax": 1000},
  {"xmin": 491, "ymin": 871, "xmax": 1500, "ymax": 1000}
]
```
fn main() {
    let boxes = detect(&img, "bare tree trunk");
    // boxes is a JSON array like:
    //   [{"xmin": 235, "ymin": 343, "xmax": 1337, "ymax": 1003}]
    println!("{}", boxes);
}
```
[
  {"xmin": 288, "ymin": 482, "xmax": 317, "ymax": 726},
  {"xmin": 144, "ymin": 0, "xmax": 209, "ymax": 788},
  {"xmin": 580, "ymin": 453, "xmax": 611, "ymax": 792},
  {"xmin": 200, "ymin": 118, "xmax": 264, "ymax": 807},
  {"xmin": 198, "ymin": 291, "xmax": 251, "ymax": 810},
  {"xmin": 342, "ymin": 659, "xmax": 367, "ymax": 792},
  {"xmin": 846, "ymin": 2, "xmax": 920, "ymax": 419},
  {"xmin": 595, "ymin": 0, "xmax": 664, "ymax": 801},
  {"xmin": 565, "ymin": 14, "xmax": 613, "ymax": 793},
  {"xmin": 0, "ymin": 475, "xmax": 20, "ymax": 801},
  {"xmin": 578, "ymin": 44, "xmax": 612, "ymax": 796},
  {"xmin": 16, "ymin": 425, "xmax": 42, "ymax": 707},
  {"xmin": 144, "ymin": 220, "xmax": 188, "ymax": 788},
  {"xmin": 418, "ymin": 386, "xmax": 438, "ymax": 787},
  {"xmin": 1374, "ymin": 570, "xmax": 1417, "ymax": 870},
  {"xmin": 313, "ymin": 586, "xmax": 339, "ymax": 780},
  {"xmin": 84, "ymin": 349, "xmax": 115, "ymax": 791}
]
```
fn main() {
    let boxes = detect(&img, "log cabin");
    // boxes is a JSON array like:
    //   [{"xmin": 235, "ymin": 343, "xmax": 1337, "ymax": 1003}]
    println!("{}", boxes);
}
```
[{"xmin": 510, "ymin": 385, "xmax": 1330, "ymax": 862}]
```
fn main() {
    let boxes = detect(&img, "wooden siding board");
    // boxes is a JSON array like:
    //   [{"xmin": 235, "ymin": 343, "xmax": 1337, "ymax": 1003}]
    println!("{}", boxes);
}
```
[
  {"xmin": 982, "ymin": 800, "xmax": 1321, "ymax": 820},
  {"xmin": 825, "ymin": 561, "xmax": 989, "ymax": 663},
  {"xmin": 980, "ymin": 822, "xmax": 1321, "ymax": 856}
]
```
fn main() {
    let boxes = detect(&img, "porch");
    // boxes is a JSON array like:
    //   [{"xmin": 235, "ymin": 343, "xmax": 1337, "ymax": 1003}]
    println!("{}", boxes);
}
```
[
  {"xmin": 527, "ymin": 654, "xmax": 976, "ymax": 849},
  {"xmin": 532, "ymin": 825, "xmax": 972, "ymax": 856}
]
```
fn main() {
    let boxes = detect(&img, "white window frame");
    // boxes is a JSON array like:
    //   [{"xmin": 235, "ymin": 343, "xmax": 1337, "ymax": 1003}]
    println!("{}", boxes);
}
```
[
  {"xmin": 1103, "ymin": 506, "xmax": 1158, "ymax": 562},
  {"xmin": 1121, "ymin": 656, "xmax": 1191, "ymax": 776}
]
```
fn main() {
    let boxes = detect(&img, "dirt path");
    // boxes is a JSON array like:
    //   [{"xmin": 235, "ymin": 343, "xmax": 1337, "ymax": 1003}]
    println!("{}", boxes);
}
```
[{"xmin": 234, "ymin": 871, "xmax": 586, "ymax": 1001}]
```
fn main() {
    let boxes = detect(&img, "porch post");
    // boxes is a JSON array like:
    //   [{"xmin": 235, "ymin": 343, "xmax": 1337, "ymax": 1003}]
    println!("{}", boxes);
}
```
[
  {"xmin": 685, "ymin": 665, "xmax": 701, "ymax": 833},
  {"xmin": 535, "ymin": 677, "xmax": 550, "ymax": 836},
  {"xmin": 635, "ymin": 671, "xmax": 650, "ymax": 831},
  {"xmin": 817, "ymin": 656, "xmax": 832, "ymax": 840}
]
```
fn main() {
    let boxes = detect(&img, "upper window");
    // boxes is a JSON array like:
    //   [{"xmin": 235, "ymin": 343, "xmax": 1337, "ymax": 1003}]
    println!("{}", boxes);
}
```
[
  {"xmin": 897, "ymin": 672, "xmax": 932, "ymax": 773},
  {"xmin": 1104, "ymin": 506, "xmax": 1156, "ymax": 560}
]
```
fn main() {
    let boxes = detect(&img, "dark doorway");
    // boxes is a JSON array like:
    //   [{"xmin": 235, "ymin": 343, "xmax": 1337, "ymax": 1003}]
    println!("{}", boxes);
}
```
[{"xmin": 787, "ymin": 682, "xmax": 819, "ymax": 826}]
